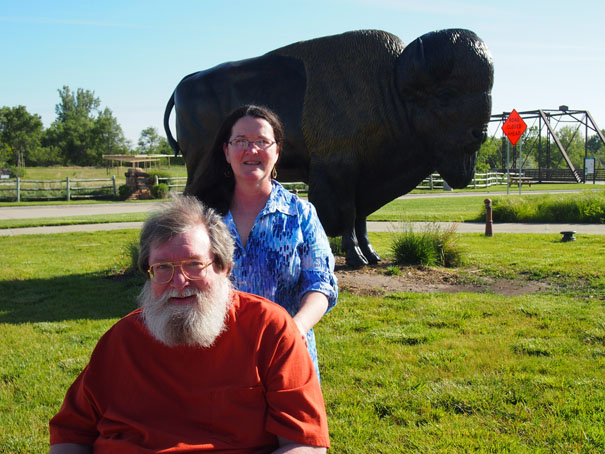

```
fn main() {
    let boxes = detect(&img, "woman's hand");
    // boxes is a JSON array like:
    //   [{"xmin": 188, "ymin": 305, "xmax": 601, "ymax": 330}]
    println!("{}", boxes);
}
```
[
  {"xmin": 293, "ymin": 319, "xmax": 309, "ymax": 347},
  {"xmin": 292, "ymin": 292, "xmax": 329, "ymax": 347}
]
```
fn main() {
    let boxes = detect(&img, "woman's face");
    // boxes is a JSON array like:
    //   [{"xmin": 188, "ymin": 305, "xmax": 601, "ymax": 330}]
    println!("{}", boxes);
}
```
[{"xmin": 223, "ymin": 116, "xmax": 280, "ymax": 187}]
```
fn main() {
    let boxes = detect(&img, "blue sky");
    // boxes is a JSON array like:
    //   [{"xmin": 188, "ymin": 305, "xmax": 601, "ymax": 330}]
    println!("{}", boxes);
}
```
[{"xmin": 1, "ymin": 0, "xmax": 604, "ymax": 145}]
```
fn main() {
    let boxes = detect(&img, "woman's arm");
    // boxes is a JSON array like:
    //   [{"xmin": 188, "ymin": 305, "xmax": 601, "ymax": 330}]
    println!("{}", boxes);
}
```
[
  {"xmin": 297, "ymin": 201, "xmax": 338, "ymax": 315},
  {"xmin": 293, "ymin": 291, "xmax": 329, "ymax": 339}
]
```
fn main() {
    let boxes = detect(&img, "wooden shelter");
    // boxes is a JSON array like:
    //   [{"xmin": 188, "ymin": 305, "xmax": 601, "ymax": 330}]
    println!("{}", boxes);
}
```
[{"xmin": 103, "ymin": 154, "xmax": 173, "ymax": 170}]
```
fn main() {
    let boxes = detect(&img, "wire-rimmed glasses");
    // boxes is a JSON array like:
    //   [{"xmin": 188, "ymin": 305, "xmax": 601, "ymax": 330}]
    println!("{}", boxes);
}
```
[
  {"xmin": 148, "ymin": 259, "xmax": 214, "ymax": 284},
  {"xmin": 228, "ymin": 138, "xmax": 276, "ymax": 150}
]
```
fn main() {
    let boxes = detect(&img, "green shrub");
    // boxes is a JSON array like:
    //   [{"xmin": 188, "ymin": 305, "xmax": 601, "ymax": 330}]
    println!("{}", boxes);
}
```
[
  {"xmin": 7, "ymin": 165, "xmax": 26, "ymax": 178},
  {"xmin": 439, "ymin": 237, "xmax": 466, "ymax": 267},
  {"xmin": 384, "ymin": 265, "xmax": 402, "ymax": 276},
  {"xmin": 392, "ymin": 231, "xmax": 438, "ymax": 266},
  {"xmin": 577, "ymin": 192, "xmax": 605, "ymax": 223},
  {"xmin": 391, "ymin": 223, "xmax": 463, "ymax": 267},
  {"xmin": 537, "ymin": 197, "xmax": 580, "ymax": 222},
  {"xmin": 123, "ymin": 239, "xmax": 141, "ymax": 275},
  {"xmin": 491, "ymin": 197, "xmax": 536, "ymax": 222},
  {"xmin": 151, "ymin": 183, "xmax": 169, "ymax": 199},
  {"xmin": 147, "ymin": 170, "xmax": 172, "ymax": 183},
  {"xmin": 118, "ymin": 184, "xmax": 132, "ymax": 200},
  {"xmin": 328, "ymin": 236, "xmax": 344, "ymax": 256},
  {"xmin": 490, "ymin": 191, "xmax": 605, "ymax": 223}
]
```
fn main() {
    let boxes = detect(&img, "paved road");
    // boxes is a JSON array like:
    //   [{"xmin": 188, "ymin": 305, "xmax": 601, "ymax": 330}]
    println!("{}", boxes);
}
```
[
  {"xmin": 366, "ymin": 221, "xmax": 605, "ymax": 235},
  {"xmin": 0, "ymin": 188, "xmax": 600, "ymax": 220},
  {"xmin": 0, "ymin": 202, "xmax": 164, "ymax": 220},
  {"xmin": 0, "ymin": 198, "xmax": 603, "ymax": 236}
]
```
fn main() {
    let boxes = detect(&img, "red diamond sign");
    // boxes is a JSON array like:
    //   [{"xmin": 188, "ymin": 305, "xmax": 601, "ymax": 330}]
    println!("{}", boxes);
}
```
[{"xmin": 502, "ymin": 109, "xmax": 527, "ymax": 146}]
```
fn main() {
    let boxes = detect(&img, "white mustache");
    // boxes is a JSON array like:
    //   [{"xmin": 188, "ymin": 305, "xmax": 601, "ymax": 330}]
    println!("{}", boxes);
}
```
[
  {"xmin": 157, "ymin": 287, "xmax": 201, "ymax": 304},
  {"xmin": 138, "ymin": 278, "xmax": 232, "ymax": 348}
]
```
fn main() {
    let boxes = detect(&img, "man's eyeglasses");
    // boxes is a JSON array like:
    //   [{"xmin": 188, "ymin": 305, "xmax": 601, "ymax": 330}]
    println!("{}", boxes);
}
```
[
  {"xmin": 148, "ymin": 260, "xmax": 214, "ymax": 284},
  {"xmin": 228, "ymin": 138, "xmax": 276, "ymax": 150}
]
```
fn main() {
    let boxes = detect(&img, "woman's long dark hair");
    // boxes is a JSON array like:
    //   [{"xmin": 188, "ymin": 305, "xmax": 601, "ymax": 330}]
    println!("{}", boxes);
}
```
[{"xmin": 186, "ymin": 105, "xmax": 284, "ymax": 215}]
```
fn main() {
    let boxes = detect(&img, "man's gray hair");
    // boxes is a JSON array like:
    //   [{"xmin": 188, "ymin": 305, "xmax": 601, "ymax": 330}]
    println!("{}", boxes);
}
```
[{"xmin": 138, "ymin": 194, "xmax": 234, "ymax": 274}]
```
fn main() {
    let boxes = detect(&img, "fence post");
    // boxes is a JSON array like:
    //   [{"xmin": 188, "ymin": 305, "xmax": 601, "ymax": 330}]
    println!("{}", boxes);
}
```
[
  {"xmin": 429, "ymin": 174, "xmax": 434, "ymax": 190},
  {"xmin": 16, "ymin": 177, "xmax": 21, "ymax": 202},
  {"xmin": 112, "ymin": 175, "xmax": 117, "ymax": 199},
  {"xmin": 154, "ymin": 175, "xmax": 159, "ymax": 186},
  {"xmin": 484, "ymin": 198, "xmax": 493, "ymax": 237},
  {"xmin": 66, "ymin": 177, "xmax": 71, "ymax": 201}
]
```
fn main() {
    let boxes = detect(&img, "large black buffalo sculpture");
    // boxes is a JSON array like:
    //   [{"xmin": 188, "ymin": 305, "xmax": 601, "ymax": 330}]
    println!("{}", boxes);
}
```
[{"xmin": 164, "ymin": 29, "xmax": 494, "ymax": 267}]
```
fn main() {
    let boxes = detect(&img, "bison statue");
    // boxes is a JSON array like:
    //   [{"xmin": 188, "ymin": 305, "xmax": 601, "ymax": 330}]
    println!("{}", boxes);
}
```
[{"xmin": 164, "ymin": 29, "xmax": 494, "ymax": 267}]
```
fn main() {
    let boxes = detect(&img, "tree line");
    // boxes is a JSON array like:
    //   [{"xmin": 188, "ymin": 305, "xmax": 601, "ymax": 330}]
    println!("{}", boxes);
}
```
[
  {"xmin": 0, "ymin": 86, "xmax": 171, "ymax": 170},
  {"xmin": 476, "ymin": 125, "xmax": 605, "ymax": 173},
  {"xmin": 3, "ymin": 87, "xmax": 604, "ymax": 175}
]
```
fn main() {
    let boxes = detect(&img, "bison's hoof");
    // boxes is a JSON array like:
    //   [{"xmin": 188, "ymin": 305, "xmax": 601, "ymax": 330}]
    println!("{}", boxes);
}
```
[
  {"xmin": 365, "ymin": 252, "xmax": 381, "ymax": 265},
  {"xmin": 345, "ymin": 247, "xmax": 369, "ymax": 268},
  {"xmin": 360, "ymin": 245, "xmax": 381, "ymax": 264}
]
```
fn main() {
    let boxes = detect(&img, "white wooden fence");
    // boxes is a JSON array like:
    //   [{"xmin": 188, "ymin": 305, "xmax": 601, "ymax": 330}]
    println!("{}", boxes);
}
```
[
  {"xmin": 0, "ymin": 176, "xmax": 117, "ymax": 202},
  {"xmin": 154, "ymin": 177, "xmax": 308, "ymax": 194},
  {"xmin": 0, "ymin": 172, "xmax": 507, "ymax": 202},
  {"xmin": 416, "ymin": 172, "xmax": 506, "ymax": 190},
  {"xmin": 141, "ymin": 173, "xmax": 509, "ymax": 195}
]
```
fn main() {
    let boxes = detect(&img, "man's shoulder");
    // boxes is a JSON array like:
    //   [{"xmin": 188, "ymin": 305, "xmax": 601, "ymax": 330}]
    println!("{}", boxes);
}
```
[
  {"xmin": 232, "ymin": 291, "xmax": 293, "ymax": 327},
  {"xmin": 230, "ymin": 291, "xmax": 303, "ymax": 360},
  {"xmin": 233, "ymin": 290, "xmax": 288, "ymax": 314}
]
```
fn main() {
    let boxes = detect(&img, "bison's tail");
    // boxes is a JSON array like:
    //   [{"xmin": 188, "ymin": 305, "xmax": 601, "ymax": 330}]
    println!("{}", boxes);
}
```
[{"xmin": 163, "ymin": 92, "xmax": 180, "ymax": 157}]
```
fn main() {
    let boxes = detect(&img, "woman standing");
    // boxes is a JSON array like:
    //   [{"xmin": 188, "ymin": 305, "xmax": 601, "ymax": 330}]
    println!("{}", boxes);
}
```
[{"xmin": 191, "ymin": 105, "xmax": 337, "ymax": 378}]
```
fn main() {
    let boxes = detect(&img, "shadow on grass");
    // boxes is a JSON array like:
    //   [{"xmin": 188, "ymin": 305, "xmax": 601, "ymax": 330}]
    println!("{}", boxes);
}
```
[{"xmin": 0, "ymin": 271, "xmax": 145, "ymax": 324}]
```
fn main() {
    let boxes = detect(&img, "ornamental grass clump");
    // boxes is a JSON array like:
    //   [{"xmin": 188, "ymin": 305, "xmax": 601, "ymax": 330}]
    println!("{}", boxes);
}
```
[
  {"xmin": 391, "ymin": 223, "xmax": 464, "ymax": 267},
  {"xmin": 122, "ymin": 239, "xmax": 141, "ymax": 276},
  {"xmin": 490, "ymin": 197, "xmax": 536, "ymax": 222},
  {"xmin": 151, "ymin": 183, "xmax": 169, "ymax": 199},
  {"xmin": 490, "ymin": 190, "xmax": 605, "ymax": 223},
  {"xmin": 576, "ymin": 190, "xmax": 605, "ymax": 223}
]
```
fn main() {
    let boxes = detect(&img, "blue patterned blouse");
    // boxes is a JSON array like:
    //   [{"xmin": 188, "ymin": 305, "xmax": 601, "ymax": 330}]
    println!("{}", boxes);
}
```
[{"xmin": 223, "ymin": 181, "xmax": 338, "ymax": 377}]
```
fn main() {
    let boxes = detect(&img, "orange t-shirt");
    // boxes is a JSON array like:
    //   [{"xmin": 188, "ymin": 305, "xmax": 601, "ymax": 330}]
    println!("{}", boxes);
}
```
[{"xmin": 49, "ymin": 291, "xmax": 329, "ymax": 453}]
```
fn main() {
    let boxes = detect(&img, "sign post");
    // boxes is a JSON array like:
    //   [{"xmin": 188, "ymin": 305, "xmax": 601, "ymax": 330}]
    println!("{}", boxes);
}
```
[
  {"xmin": 518, "ymin": 138, "xmax": 523, "ymax": 194},
  {"xmin": 502, "ymin": 109, "xmax": 528, "ymax": 194},
  {"xmin": 506, "ymin": 141, "xmax": 510, "ymax": 195}
]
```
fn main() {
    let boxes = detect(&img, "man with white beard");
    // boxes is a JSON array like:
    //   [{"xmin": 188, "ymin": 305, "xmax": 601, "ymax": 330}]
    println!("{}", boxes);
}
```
[{"xmin": 49, "ymin": 195, "xmax": 330, "ymax": 454}]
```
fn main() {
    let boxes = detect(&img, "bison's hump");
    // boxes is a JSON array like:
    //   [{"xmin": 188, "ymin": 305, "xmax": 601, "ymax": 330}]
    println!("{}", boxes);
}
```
[
  {"xmin": 269, "ymin": 29, "xmax": 404, "ymax": 61},
  {"xmin": 267, "ymin": 30, "xmax": 407, "ymax": 158}
]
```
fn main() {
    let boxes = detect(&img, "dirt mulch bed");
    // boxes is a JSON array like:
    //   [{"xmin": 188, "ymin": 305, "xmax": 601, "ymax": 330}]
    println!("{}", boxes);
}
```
[{"xmin": 334, "ymin": 257, "xmax": 549, "ymax": 296}]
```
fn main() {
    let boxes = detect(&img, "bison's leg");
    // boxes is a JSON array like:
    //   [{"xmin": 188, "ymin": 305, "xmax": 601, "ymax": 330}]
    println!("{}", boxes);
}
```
[
  {"xmin": 341, "ymin": 227, "xmax": 369, "ymax": 268},
  {"xmin": 355, "ymin": 216, "xmax": 381, "ymax": 264},
  {"xmin": 308, "ymin": 160, "xmax": 369, "ymax": 267}
]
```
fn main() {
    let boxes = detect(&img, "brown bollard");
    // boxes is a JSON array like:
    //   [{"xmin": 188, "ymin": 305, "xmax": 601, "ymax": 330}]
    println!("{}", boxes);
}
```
[{"xmin": 484, "ymin": 198, "xmax": 493, "ymax": 237}]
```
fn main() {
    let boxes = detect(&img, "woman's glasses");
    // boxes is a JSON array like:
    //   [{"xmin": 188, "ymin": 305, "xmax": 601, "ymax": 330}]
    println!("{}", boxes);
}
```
[{"xmin": 228, "ymin": 138, "xmax": 276, "ymax": 150}]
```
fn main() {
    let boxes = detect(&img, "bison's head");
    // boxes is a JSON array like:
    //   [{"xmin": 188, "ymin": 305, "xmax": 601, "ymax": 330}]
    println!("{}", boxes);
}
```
[{"xmin": 396, "ymin": 29, "xmax": 493, "ymax": 188}]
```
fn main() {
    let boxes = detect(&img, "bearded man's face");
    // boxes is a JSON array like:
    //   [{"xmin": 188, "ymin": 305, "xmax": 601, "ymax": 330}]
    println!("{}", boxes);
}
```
[
  {"xmin": 139, "ymin": 226, "xmax": 232, "ymax": 348},
  {"xmin": 138, "ymin": 276, "xmax": 232, "ymax": 348}
]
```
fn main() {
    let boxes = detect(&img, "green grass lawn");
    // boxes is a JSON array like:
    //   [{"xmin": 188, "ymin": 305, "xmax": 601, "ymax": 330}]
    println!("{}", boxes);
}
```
[
  {"xmin": 0, "ymin": 212, "xmax": 150, "ymax": 229},
  {"xmin": 1, "ymin": 230, "xmax": 604, "ymax": 452},
  {"xmin": 367, "ymin": 196, "xmax": 487, "ymax": 222}
]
